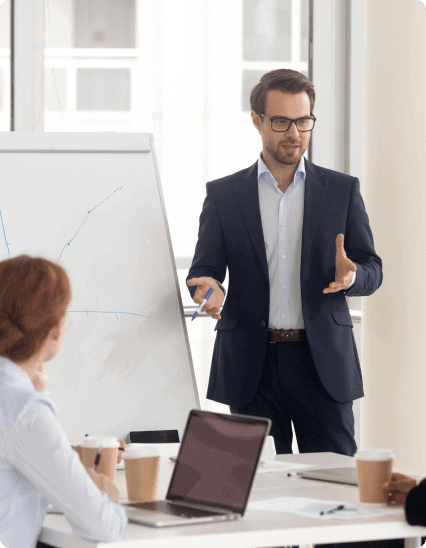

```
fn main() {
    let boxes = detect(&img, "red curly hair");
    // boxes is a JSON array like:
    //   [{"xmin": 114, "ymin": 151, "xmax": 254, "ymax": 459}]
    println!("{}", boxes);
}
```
[{"xmin": 0, "ymin": 255, "xmax": 71, "ymax": 362}]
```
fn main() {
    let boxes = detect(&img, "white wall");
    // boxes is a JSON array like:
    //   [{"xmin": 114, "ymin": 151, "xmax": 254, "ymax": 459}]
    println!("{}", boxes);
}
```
[
  {"xmin": 0, "ymin": 0, "xmax": 10, "ymax": 48},
  {"xmin": 361, "ymin": 0, "xmax": 426, "ymax": 475}
]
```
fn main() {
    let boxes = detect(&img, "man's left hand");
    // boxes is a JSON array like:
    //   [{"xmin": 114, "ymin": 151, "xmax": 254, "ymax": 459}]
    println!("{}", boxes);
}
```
[{"xmin": 323, "ymin": 234, "xmax": 357, "ymax": 294}]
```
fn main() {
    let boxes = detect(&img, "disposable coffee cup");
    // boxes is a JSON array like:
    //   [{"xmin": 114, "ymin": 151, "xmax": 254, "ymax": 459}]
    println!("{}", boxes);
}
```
[
  {"xmin": 73, "ymin": 444, "xmax": 83, "ymax": 462},
  {"xmin": 355, "ymin": 448, "xmax": 394, "ymax": 504},
  {"xmin": 81, "ymin": 436, "xmax": 120, "ymax": 481},
  {"xmin": 122, "ymin": 444, "xmax": 160, "ymax": 502}
]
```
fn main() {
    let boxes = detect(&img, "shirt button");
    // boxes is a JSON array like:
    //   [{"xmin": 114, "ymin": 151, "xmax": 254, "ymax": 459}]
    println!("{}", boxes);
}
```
[
  {"xmin": 262, "ymin": 320, "xmax": 266, "ymax": 326},
  {"xmin": 281, "ymin": 314, "xmax": 285, "ymax": 318},
  {"xmin": 281, "ymin": 255, "xmax": 286, "ymax": 259},
  {"xmin": 282, "ymin": 285, "xmax": 286, "ymax": 289}
]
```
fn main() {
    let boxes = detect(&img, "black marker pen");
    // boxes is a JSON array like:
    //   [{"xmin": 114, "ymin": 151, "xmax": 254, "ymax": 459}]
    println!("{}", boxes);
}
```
[
  {"xmin": 93, "ymin": 446, "xmax": 102, "ymax": 471},
  {"xmin": 320, "ymin": 504, "xmax": 345, "ymax": 515}
]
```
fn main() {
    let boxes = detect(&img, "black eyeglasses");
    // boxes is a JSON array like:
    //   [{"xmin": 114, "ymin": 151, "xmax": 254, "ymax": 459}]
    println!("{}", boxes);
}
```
[{"xmin": 260, "ymin": 114, "xmax": 316, "ymax": 132}]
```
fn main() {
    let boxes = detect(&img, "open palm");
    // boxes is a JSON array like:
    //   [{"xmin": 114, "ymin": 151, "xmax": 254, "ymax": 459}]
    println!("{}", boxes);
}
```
[{"xmin": 323, "ymin": 234, "xmax": 357, "ymax": 294}]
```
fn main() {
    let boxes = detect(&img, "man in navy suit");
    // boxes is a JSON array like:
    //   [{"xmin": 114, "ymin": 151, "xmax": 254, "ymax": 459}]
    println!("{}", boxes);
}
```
[{"xmin": 187, "ymin": 69, "xmax": 382, "ymax": 456}]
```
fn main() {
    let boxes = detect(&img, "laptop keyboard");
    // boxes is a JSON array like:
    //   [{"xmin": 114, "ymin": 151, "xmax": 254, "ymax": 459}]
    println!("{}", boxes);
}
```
[{"xmin": 134, "ymin": 500, "xmax": 224, "ymax": 518}]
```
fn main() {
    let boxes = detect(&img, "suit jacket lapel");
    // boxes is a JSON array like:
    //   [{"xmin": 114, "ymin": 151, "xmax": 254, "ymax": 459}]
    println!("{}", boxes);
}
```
[
  {"xmin": 302, "ymin": 159, "xmax": 328, "ymax": 267},
  {"xmin": 232, "ymin": 162, "xmax": 269, "ymax": 281}
]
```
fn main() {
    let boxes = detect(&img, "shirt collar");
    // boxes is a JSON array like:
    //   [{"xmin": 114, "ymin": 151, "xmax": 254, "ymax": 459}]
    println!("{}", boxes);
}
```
[
  {"xmin": 0, "ymin": 356, "xmax": 36, "ymax": 391},
  {"xmin": 257, "ymin": 153, "xmax": 306, "ymax": 188}
]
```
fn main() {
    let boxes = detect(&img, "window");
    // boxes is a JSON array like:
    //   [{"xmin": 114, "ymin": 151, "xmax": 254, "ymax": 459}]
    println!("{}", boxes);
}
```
[
  {"xmin": 42, "ymin": 0, "xmax": 310, "ymax": 414},
  {"xmin": 242, "ymin": 0, "xmax": 309, "ymax": 111},
  {"xmin": 43, "ymin": 0, "xmax": 310, "ymax": 260}
]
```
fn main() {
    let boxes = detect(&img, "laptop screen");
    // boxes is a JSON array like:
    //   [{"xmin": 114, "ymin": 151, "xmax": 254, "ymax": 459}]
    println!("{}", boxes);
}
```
[{"xmin": 166, "ymin": 410, "xmax": 270, "ymax": 515}]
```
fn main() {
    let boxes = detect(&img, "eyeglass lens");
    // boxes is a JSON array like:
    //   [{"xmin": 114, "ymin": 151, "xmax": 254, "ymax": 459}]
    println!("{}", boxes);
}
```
[{"xmin": 272, "ymin": 118, "xmax": 314, "ymax": 131}]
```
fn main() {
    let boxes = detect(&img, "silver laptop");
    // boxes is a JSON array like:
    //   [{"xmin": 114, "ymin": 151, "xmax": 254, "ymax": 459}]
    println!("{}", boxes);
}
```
[
  {"xmin": 125, "ymin": 409, "xmax": 271, "ymax": 527},
  {"xmin": 297, "ymin": 466, "xmax": 358, "ymax": 486}
]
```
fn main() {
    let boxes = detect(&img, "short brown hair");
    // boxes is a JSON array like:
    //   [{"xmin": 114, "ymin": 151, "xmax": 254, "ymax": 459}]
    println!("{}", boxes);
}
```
[
  {"xmin": 250, "ymin": 69, "xmax": 315, "ymax": 115},
  {"xmin": 0, "ymin": 255, "xmax": 72, "ymax": 362}
]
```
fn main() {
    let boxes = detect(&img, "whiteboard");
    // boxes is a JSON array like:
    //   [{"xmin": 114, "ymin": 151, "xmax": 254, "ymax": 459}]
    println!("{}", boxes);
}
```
[{"xmin": 0, "ymin": 132, "xmax": 200, "ymax": 444}]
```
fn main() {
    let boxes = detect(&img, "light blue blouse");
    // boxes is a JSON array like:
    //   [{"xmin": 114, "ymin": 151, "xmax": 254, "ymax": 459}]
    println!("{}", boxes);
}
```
[{"xmin": 0, "ymin": 357, "xmax": 127, "ymax": 548}]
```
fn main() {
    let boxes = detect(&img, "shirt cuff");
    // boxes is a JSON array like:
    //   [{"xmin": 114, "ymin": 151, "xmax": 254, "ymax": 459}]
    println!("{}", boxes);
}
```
[
  {"xmin": 214, "ymin": 280, "xmax": 226, "ymax": 298},
  {"xmin": 345, "ymin": 271, "xmax": 356, "ymax": 290}
]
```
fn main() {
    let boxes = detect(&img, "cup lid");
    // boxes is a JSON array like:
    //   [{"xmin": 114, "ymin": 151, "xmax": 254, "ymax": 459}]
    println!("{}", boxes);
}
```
[
  {"xmin": 80, "ymin": 436, "xmax": 120, "ymax": 448},
  {"xmin": 355, "ymin": 448, "xmax": 395, "ymax": 461},
  {"xmin": 121, "ymin": 444, "xmax": 160, "ymax": 459}
]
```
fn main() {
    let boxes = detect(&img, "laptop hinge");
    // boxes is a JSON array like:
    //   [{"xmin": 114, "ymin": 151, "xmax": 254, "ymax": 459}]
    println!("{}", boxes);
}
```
[{"xmin": 168, "ymin": 499, "xmax": 239, "ymax": 516}]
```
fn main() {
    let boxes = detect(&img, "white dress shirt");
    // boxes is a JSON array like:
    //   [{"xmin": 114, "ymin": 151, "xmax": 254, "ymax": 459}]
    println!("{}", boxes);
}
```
[
  {"xmin": 257, "ymin": 154, "xmax": 355, "ymax": 329},
  {"xmin": 0, "ymin": 357, "xmax": 127, "ymax": 548}
]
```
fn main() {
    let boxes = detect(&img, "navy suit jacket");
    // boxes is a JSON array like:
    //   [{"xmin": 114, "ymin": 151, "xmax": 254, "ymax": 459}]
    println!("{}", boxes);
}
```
[{"xmin": 187, "ymin": 159, "xmax": 382, "ymax": 407}]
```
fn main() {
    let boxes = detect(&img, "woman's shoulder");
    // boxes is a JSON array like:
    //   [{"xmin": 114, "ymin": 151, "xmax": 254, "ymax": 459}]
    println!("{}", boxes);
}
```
[
  {"xmin": 0, "ymin": 375, "xmax": 57, "ymax": 427},
  {"xmin": 0, "ymin": 360, "xmax": 56, "ymax": 417}
]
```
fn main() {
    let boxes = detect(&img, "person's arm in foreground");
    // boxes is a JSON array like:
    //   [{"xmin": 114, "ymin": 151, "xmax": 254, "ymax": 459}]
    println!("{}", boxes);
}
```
[
  {"xmin": 8, "ymin": 396, "xmax": 127, "ymax": 543},
  {"xmin": 385, "ymin": 472, "xmax": 426, "ymax": 525}
]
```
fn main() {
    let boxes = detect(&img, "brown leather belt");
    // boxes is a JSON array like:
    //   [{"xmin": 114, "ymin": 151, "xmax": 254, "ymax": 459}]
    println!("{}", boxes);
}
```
[{"xmin": 267, "ymin": 329, "xmax": 307, "ymax": 343}]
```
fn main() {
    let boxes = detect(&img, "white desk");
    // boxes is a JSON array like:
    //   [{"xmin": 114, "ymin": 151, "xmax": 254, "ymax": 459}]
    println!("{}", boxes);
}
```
[{"xmin": 39, "ymin": 452, "xmax": 426, "ymax": 548}]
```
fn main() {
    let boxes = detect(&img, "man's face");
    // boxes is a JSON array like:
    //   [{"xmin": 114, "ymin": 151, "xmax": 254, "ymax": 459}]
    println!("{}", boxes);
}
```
[{"xmin": 252, "ymin": 90, "xmax": 312, "ymax": 166}]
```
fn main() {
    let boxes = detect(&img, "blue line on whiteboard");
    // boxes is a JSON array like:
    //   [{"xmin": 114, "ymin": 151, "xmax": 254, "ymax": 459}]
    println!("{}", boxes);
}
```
[
  {"xmin": 57, "ymin": 186, "xmax": 124, "ymax": 263},
  {"xmin": 67, "ymin": 310, "xmax": 150, "ymax": 318},
  {"xmin": 0, "ymin": 211, "xmax": 10, "ymax": 258}
]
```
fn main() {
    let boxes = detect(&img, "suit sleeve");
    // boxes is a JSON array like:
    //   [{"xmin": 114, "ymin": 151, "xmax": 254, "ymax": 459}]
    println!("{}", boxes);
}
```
[
  {"xmin": 343, "ymin": 177, "xmax": 383, "ymax": 297},
  {"xmin": 187, "ymin": 182, "xmax": 227, "ymax": 300},
  {"xmin": 405, "ymin": 478, "xmax": 426, "ymax": 525}
]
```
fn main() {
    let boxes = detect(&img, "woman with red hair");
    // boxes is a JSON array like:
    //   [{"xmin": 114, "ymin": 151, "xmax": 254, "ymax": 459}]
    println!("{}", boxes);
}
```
[{"xmin": 0, "ymin": 255, "xmax": 127, "ymax": 548}]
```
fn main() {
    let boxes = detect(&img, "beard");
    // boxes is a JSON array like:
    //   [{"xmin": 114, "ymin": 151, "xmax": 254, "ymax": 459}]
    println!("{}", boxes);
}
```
[{"xmin": 266, "ymin": 142, "xmax": 305, "ymax": 165}]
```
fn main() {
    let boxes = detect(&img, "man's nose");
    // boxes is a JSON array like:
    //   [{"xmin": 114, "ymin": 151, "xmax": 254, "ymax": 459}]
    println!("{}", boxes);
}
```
[{"xmin": 287, "ymin": 121, "xmax": 300, "ymax": 137}]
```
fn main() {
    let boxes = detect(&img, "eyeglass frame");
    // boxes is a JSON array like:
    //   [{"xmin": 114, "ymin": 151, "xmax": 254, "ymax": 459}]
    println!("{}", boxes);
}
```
[{"xmin": 260, "ymin": 113, "xmax": 316, "ymax": 132}]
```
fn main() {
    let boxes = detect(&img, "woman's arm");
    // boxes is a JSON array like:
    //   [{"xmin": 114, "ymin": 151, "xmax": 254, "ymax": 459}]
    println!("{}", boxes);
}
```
[{"xmin": 7, "ymin": 396, "xmax": 127, "ymax": 543}]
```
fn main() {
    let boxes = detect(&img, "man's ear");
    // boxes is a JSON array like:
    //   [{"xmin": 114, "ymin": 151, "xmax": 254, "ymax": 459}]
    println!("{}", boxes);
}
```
[{"xmin": 251, "ymin": 111, "xmax": 261, "ymax": 132}]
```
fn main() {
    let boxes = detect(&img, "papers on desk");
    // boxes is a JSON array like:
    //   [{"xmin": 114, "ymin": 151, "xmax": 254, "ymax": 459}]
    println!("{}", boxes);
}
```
[
  {"xmin": 249, "ymin": 497, "xmax": 403, "ymax": 520},
  {"xmin": 257, "ymin": 460, "xmax": 315, "ymax": 473}
]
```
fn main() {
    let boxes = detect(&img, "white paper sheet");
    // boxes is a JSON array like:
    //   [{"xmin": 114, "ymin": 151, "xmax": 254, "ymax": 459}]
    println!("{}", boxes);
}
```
[
  {"xmin": 249, "ymin": 496, "xmax": 404, "ymax": 520},
  {"xmin": 257, "ymin": 460, "xmax": 316, "ymax": 473}
]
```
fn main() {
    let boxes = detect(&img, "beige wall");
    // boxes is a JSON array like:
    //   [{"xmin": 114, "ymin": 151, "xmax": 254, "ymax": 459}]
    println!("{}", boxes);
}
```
[{"xmin": 361, "ymin": 0, "xmax": 426, "ymax": 475}]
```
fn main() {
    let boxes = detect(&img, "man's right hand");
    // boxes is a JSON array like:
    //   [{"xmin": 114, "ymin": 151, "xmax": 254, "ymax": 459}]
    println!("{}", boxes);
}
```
[
  {"xmin": 186, "ymin": 277, "xmax": 225, "ymax": 320},
  {"xmin": 87, "ymin": 468, "xmax": 120, "ymax": 503}
]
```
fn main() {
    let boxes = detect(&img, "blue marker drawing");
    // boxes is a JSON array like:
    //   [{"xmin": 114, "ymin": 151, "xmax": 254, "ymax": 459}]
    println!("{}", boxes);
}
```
[
  {"xmin": 57, "ymin": 186, "xmax": 124, "ymax": 263},
  {"xmin": 0, "ymin": 210, "xmax": 10, "ymax": 258},
  {"xmin": 67, "ymin": 310, "xmax": 149, "ymax": 319}
]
